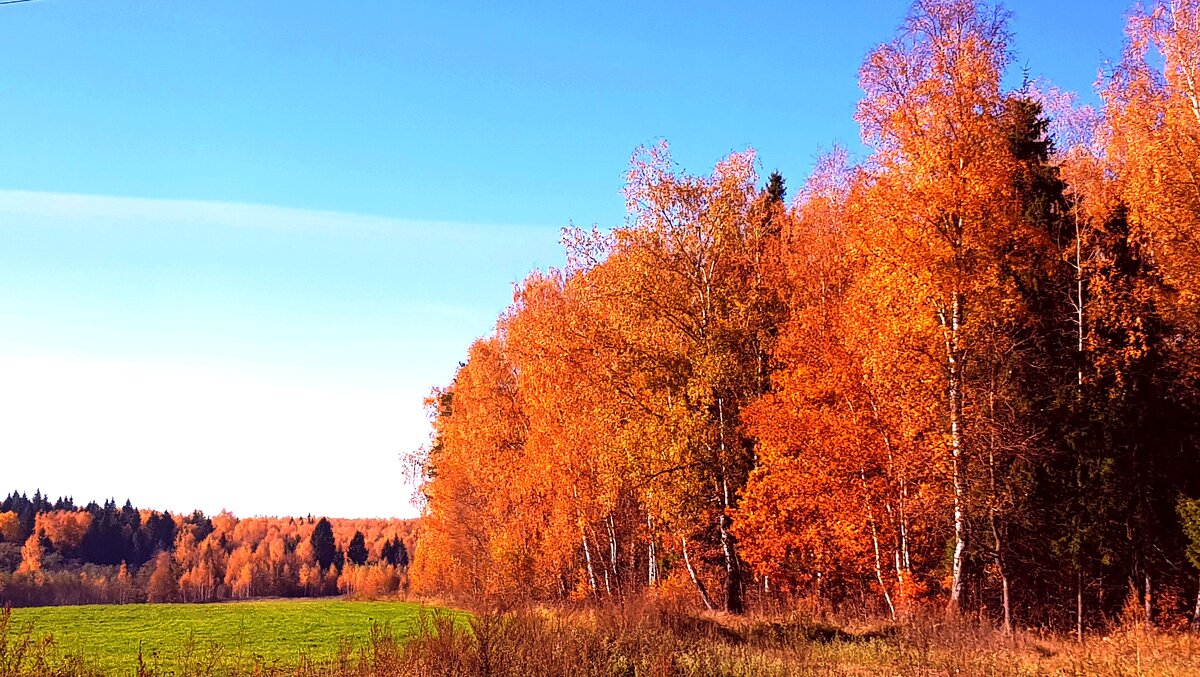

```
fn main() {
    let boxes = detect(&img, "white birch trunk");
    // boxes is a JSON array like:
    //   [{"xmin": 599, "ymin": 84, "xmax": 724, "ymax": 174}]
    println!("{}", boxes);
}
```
[
  {"xmin": 607, "ymin": 513, "xmax": 620, "ymax": 596},
  {"xmin": 682, "ymin": 536, "xmax": 715, "ymax": 611},
  {"xmin": 945, "ymin": 289, "xmax": 969, "ymax": 615},
  {"xmin": 716, "ymin": 397, "xmax": 745, "ymax": 614},
  {"xmin": 581, "ymin": 531, "xmax": 598, "ymax": 595},
  {"xmin": 1145, "ymin": 571, "xmax": 1153, "ymax": 626},
  {"xmin": 647, "ymin": 514, "xmax": 658, "ymax": 586},
  {"xmin": 861, "ymin": 468, "xmax": 896, "ymax": 621}
]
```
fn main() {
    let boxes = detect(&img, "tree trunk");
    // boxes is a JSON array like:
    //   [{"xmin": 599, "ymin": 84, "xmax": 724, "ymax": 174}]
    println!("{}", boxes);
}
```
[
  {"xmin": 861, "ymin": 467, "xmax": 896, "ymax": 620},
  {"xmin": 1145, "ymin": 571, "xmax": 1153, "ymax": 626},
  {"xmin": 1074, "ymin": 222, "xmax": 1085, "ymax": 387},
  {"xmin": 715, "ymin": 398, "xmax": 746, "ymax": 614},
  {"xmin": 606, "ymin": 514, "xmax": 620, "ymax": 596},
  {"xmin": 1000, "ymin": 568, "xmax": 1011, "ymax": 635},
  {"xmin": 880, "ymin": 417, "xmax": 913, "ymax": 617},
  {"xmin": 581, "ymin": 531, "xmax": 598, "ymax": 596},
  {"xmin": 1193, "ymin": 573, "xmax": 1200, "ymax": 631},
  {"xmin": 718, "ymin": 477, "xmax": 745, "ymax": 614},
  {"xmin": 986, "ymin": 405, "xmax": 1012, "ymax": 635},
  {"xmin": 647, "ymin": 514, "xmax": 658, "ymax": 587},
  {"xmin": 682, "ymin": 536, "xmax": 715, "ymax": 611},
  {"xmin": 1077, "ymin": 569, "xmax": 1084, "ymax": 643},
  {"xmin": 718, "ymin": 509, "xmax": 743, "ymax": 613},
  {"xmin": 945, "ymin": 290, "xmax": 969, "ymax": 616},
  {"xmin": 1073, "ymin": 220, "xmax": 1086, "ymax": 645}
]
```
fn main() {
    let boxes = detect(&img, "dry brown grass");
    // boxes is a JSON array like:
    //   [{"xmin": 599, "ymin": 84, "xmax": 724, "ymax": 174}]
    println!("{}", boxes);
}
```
[{"xmin": 5, "ymin": 601, "xmax": 1200, "ymax": 676}]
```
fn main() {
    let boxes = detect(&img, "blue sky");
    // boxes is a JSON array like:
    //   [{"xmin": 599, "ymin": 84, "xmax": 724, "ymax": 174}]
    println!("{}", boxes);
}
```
[{"xmin": 0, "ymin": 0, "xmax": 1133, "ymax": 518}]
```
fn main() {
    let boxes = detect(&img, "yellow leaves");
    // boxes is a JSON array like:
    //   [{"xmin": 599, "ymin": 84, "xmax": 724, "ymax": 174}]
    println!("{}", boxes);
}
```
[{"xmin": 1104, "ymin": 1, "xmax": 1200, "ymax": 313}]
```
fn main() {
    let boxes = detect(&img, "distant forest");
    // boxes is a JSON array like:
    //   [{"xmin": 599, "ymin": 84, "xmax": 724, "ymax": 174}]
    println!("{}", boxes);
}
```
[
  {"xmin": 412, "ymin": 0, "xmax": 1200, "ymax": 634},
  {"xmin": 0, "ymin": 490, "xmax": 416, "ymax": 607}
]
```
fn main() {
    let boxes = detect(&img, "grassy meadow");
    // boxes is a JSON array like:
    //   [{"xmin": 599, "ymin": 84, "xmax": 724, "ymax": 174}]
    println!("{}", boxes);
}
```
[{"xmin": 2, "ymin": 599, "xmax": 461, "ymax": 675}]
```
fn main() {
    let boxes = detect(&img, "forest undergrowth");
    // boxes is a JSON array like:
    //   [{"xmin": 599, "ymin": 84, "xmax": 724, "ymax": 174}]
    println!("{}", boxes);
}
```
[{"xmin": 4, "ymin": 600, "xmax": 1200, "ymax": 677}]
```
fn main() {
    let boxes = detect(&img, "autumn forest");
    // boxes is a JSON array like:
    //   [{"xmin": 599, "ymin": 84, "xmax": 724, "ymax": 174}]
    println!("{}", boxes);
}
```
[
  {"xmin": 412, "ymin": 0, "xmax": 1200, "ymax": 635},
  {"xmin": 7, "ymin": 0, "xmax": 1200, "ymax": 652},
  {"xmin": 0, "ymin": 490, "xmax": 417, "ymax": 607}
]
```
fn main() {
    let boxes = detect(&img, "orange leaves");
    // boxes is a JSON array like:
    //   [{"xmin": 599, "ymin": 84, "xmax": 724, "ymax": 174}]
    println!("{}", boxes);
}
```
[
  {"xmin": 17, "ymin": 533, "xmax": 42, "ymax": 575},
  {"xmin": 413, "ymin": 141, "xmax": 786, "ymax": 611},
  {"xmin": 337, "ymin": 563, "xmax": 406, "ymax": 599},
  {"xmin": 735, "ymin": 0, "xmax": 1059, "ymax": 614},
  {"xmin": 412, "ymin": 334, "xmax": 542, "ymax": 600},
  {"xmin": 146, "ymin": 551, "xmax": 177, "ymax": 603},
  {"xmin": 0, "ymin": 512, "xmax": 18, "ymax": 543},
  {"xmin": 408, "ymin": 0, "xmax": 1200, "ymax": 621},
  {"xmin": 1103, "ymin": 0, "xmax": 1200, "ymax": 317},
  {"xmin": 857, "ymin": 0, "xmax": 1010, "ymax": 159},
  {"xmin": 32, "ymin": 511, "xmax": 92, "ymax": 553}
]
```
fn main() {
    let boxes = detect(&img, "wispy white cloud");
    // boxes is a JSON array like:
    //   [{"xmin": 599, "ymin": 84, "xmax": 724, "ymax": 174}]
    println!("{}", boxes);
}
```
[{"xmin": 0, "ymin": 189, "xmax": 552, "ymax": 241}]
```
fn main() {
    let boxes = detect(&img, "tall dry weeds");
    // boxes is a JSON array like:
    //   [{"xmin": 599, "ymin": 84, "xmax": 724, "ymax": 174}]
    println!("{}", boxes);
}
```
[{"xmin": 7, "ymin": 599, "xmax": 1200, "ymax": 675}]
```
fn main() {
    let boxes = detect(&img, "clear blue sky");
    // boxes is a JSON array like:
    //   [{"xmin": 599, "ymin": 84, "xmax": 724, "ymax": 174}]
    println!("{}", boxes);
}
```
[{"xmin": 0, "ymin": 0, "xmax": 1132, "ymax": 518}]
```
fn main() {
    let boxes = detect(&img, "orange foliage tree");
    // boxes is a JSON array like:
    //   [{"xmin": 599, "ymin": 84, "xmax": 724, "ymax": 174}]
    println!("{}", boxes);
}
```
[
  {"xmin": 0, "ymin": 512, "xmax": 20, "ymax": 543},
  {"xmin": 34, "ymin": 511, "xmax": 92, "ymax": 556}
]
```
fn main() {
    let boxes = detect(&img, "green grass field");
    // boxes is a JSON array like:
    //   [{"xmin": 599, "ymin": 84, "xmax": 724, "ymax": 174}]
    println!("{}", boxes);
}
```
[{"xmin": 6, "ymin": 599, "xmax": 462, "ymax": 675}]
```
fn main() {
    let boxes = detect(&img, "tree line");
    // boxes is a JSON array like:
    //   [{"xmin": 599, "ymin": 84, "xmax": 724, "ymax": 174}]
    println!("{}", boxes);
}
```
[
  {"xmin": 0, "ymin": 490, "xmax": 414, "ymax": 606},
  {"xmin": 412, "ymin": 0, "xmax": 1200, "ymax": 634}
]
